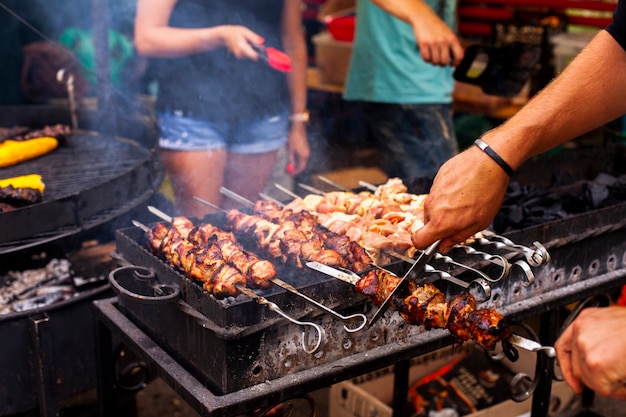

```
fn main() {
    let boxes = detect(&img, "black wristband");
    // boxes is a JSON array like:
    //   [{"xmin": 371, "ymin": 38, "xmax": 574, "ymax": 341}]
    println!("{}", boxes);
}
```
[{"xmin": 473, "ymin": 139, "xmax": 514, "ymax": 177}]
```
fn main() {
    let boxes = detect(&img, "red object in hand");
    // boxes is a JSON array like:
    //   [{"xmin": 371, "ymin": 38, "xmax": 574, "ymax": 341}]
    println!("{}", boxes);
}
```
[
  {"xmin": 286, "ymin": 163, "xmax": 295, "ymax": 174},
  {"xmin": 325, "ymin": 15, "xmax": 355, "ymax": 42},
  {"xmin": 253, "ymin": 44, "xmax": 293, "ymax": 72},
  {"xmin": 265, "ymin": 47, "xmax": 293, "ymax": 72}
]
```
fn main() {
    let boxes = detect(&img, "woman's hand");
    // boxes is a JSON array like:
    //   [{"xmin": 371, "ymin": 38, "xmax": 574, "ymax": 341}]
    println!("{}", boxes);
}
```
[
  {"xmin": 219, "ymin": 25, "xmax": 265, "ymax": 60},
  {"xmin": 286, "ymin": 122, "xmax": 310, "ymax": 176}
]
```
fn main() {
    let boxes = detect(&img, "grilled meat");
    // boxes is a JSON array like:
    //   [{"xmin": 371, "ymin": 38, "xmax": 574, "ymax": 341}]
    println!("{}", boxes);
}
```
[
  {"xmin": 0, "ymin": 185, "xmax": 42, "ymax": 207},
  {"xmin": 238, "ymin": 201, "xmax": 373, "ymax": 273},
  {"xmin": 0, "ymin": 124, "xmax": 71, "ymax": 144},
  {"xmin": 148, "ymin": 222, "xmax": 246, "ymax": 298},
  {"xmin": 187, "ymin": 223, "xmax": 275, "ymax": 289},
  {"xmin": 356, "ymin": 270, "xmax": 510, "ymax": 350},
  {"xmin": 226, "ymin": 209, "xmax": 346, "ymax": 269},
  {"xmin": 147, "ymin": 218, "xmax": 276, "ymax": 296}
]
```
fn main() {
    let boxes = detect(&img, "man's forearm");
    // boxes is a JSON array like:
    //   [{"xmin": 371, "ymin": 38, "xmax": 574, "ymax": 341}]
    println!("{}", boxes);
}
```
[
  {"xmin": 369, "ymin": 0, "xmax": 438, "ymax": 26},
  {"xmin": 484, "ymin": 30, "xmax": 626, "ymax": 170}
]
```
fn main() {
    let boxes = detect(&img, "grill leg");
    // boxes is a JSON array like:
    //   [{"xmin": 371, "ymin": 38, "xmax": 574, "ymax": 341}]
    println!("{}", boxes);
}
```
[
  {"xmin": 29, "ymin": 314, "xmax": 60, "ymax": 417},
  {"xmin": 530, "ymin": 310, "xmax": 559, "ymax": 417},
  {"xmin": 392, "ymin": 359, "xmax": 410, "ymax": 417},
  {"xmin": 96, "ymin": 313, "xmax": 115, "ymax": 417}
]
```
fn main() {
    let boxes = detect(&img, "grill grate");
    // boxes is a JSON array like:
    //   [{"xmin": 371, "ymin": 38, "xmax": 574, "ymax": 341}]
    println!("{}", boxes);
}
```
[{"xmin": 0, "ymin": 131, "xmax": 163, "ymax": 254}]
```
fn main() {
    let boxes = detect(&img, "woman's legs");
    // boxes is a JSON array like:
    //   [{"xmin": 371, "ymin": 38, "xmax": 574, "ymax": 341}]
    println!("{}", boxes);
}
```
[
  {"xmin": 222, "ymin": 150, "xmax": 279, "ymax": 210},
  {"xmin": 160, "ymin": 148, "xmax": 228, "ymax": 218}
]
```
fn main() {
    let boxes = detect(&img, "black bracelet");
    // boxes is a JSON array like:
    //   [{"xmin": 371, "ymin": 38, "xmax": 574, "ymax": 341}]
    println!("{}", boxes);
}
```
[{"xmin": 473, "ymin": 139, "xmax": 514, "ymax": 177}]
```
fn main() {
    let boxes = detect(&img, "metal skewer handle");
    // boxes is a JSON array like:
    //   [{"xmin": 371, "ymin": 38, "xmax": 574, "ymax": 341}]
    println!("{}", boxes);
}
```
[
  {"xmin": 236, "ymin": 286, "xmax": 325, "ymax": 354},
  {"xmin": 272, "ymin": 278, "xmax": 367, "ymax": 333},
  {"xmin": 475, "ymin": 230, "xmax": 551, "ymax": 267}
]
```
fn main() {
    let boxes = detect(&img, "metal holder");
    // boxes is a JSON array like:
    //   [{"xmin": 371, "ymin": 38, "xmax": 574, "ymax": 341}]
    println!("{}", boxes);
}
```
[
  {"xmin": 56, "ymin": 69, "xmax": 78, "ymax": 131},
  {"xmin": 109, "ymin": 265, "xmax": 326, "ymax": 354}
]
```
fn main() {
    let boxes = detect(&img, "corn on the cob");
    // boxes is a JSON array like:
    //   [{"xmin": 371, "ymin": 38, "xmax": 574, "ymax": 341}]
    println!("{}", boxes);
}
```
[
  {"xmin": 0, "ymin": 174, "xmax": 45, "ymax": 193},
  {"xmin": 0, "ymin": 137, "xmax": 58, "ymax": 168}
]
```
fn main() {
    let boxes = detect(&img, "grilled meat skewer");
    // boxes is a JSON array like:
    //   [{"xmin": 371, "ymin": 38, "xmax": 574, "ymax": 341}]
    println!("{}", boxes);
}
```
[
  {"xmin": 356, "ymin": 270, "xmax": 509, "ymax": 350},
  {"xmin": 148, "ymin": 217, "xmax": 275, "ymax": 292},
  {"xmin": 150, "ymin": 222, "xmax": 246, "ymax": 298}
]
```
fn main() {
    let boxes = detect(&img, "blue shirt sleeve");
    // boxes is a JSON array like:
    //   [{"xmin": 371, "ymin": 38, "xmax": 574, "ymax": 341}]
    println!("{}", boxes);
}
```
[{"xmin": 606, "ymin": 0, "xmax": 626, "ymax": 51}]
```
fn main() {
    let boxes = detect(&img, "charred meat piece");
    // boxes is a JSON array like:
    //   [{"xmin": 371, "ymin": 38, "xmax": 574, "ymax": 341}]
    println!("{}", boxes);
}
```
[
  {"xmin": 0, "ymin": 124, "xmax": 71, "ymax": 144},
  {"xmin": 0, "ymin": 185, "xmax": 42, "ymax": 207}
]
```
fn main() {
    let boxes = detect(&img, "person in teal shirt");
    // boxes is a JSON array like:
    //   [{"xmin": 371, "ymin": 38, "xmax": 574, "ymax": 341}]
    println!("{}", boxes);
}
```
[{"xmin": 344, "ymin": 0, "xmax": 464, "ymax": 180}]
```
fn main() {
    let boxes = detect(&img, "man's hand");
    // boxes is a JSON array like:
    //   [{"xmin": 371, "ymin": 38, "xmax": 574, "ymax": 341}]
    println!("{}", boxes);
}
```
[
  {"xmin": 555, "ymin": 306, "xmax": 626, "ymax": 399},
  {"xmin": 411, "ymin": 145, "xmax": 509, "ymax": 253},
  {"xmin": 369, "ymin": 0, "xmax": 464, "ymax": 66},
  {"xmin": 411, "ymin": 10, "xmax": 464, "ymax": 66}
]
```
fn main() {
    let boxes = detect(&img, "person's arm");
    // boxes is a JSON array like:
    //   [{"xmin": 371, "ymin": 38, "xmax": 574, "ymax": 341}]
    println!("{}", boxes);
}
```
[
  {"xmin": 369, "ymin": 0, "xmax": 464, "ymax": 66},
  {"xmin": 412, "ymin": 29, "xmax": 626, "ymax": 253},
  {"xmin": 281, "ymin": 0, "xmax": 310, "ymax": 175},
  {"xmin": 134, "ymin": 0, "xmax": 263, "ymax": 59},
  {"xmin": 555, "ymin": 306, "xmax": 626, "ymax": 399}
]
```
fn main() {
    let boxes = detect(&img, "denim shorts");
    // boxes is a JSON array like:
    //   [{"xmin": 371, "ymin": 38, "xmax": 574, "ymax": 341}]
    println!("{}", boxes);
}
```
[{"xmin": 158, "ymin": 111, "xmax": 289, "ymax": 154}]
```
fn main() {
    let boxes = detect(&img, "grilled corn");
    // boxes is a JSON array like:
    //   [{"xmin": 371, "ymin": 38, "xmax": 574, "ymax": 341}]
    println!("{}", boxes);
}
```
[{"xmin": 0, "ymin": 137, "xmax": 58, "ymax": 168}]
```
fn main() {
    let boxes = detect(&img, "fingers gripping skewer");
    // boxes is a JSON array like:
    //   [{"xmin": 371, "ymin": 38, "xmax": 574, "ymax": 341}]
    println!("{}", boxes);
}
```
[{"xmin": 147, "ymin": 206, "xmax": 366, "ymax": 332}]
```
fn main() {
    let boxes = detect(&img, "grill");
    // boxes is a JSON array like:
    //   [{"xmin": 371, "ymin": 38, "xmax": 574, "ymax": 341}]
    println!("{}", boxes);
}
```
[
  {"xmin": 101, "ymin": 140, "xmax": 626, "ymax": 416},
  {"xmin": 0, "ymin": 105, "xmax": 163, "ymax": 256}
]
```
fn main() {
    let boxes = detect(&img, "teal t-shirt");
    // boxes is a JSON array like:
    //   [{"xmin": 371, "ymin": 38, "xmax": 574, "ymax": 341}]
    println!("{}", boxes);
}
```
[{"xmin": 343, "ymin": 0, "xmax": 455, "ymax": 104}]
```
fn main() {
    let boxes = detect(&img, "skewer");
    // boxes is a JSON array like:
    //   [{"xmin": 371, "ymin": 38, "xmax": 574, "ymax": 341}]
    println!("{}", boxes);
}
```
[
  {"xmin": 305, "ymin": 261, "xmax": 554, "ymax": 358},
  {"xmin": 235, "ymin": 286, "xmax": 325, "ymax": 353},
  {"xmin": 385, "ymin": 248, "xmax": 505, "ymax": 287},
  {"xmin": 193, "ymin": 196, "xmax": 225, "ymax": 213},
  {"xmin": 358, "ymin": 180, "xmax": 378, "ymax": 192},
  {"xmin": 298, "ymin": 183, "xmax": 326, "ymax": 196},
  {"xmin": 273, "ymin": 183, "xmax": 300, "ymax": 200},
  {"xmin": 450, "ymin": 244, "xmax": 513, "ymax": 281},
  {"xmin": 258, "ymin": 192, "xmax": 285, "ymax": 207},
  {"xmin": 220, "ymin": 186, "xmax": 255, "ymax": 207},
  {"xmin": 132, "ymin": 218, "xmax": 325, "ymax": 353},
  {"xmin": 146, "ymin": 206, "xmax": 367, "ymax": 332},
  {"xmin": 317, "ymin": 175, "xmax": 348, "ymax": 191},
  {"xmin": 475, "ymin": 230, "xmax": 551, "ymax": 267}
]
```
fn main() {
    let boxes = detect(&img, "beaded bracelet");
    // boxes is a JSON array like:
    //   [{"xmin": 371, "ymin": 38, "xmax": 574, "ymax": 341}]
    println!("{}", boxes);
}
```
[{"xmin": 473, "ymin": 139, "xmax": 514, "ymax": 177}]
